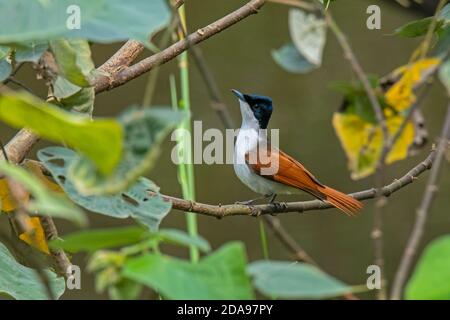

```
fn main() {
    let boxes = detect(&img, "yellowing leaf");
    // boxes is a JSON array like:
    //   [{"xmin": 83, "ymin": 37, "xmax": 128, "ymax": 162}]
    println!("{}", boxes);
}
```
[
  {"xmin": 25, "ymin": 161, "xmax": 63, "ymax": 193},
  {"xmin": 385, "ymin": 58, "xmax": 441, "ymax": 111},
  {"xmin": 333, "ymin": 112, "xmax": 415, "ymax": 179},
  {"xmin": 18, "ymin": 217, "xmax": 50, "ymax": 254},
  {"xmin": 0, "ymin": 178, "xmax": 29, "ymax": 212}
]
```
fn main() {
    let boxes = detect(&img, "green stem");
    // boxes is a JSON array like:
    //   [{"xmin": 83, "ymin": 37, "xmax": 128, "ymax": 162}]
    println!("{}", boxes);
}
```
[
  {"xmin": 176, "ymin": 4, "xmax": 199, "ymax": 263},
  {"xmin": 259, "ymin": 219, "xmax": 269, "ymax": 259}
]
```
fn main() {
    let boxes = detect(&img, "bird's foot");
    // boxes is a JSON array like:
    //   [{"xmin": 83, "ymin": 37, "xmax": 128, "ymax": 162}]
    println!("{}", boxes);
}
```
[{"xmin": 269, "ymin": 201, "xmax": 288, "ymax": 212}]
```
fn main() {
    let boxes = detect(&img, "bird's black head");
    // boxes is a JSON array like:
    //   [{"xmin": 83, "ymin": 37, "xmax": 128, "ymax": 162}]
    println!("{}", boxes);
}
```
[{"xmin": 231, "ymin": 89, "xmax": 273, "ymax": 129}]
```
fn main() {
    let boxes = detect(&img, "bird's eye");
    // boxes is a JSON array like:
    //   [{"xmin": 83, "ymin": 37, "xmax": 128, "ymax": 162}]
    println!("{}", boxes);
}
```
[{"xmin": 253, "ymin": 104, "xmax": 260, "ymax": 110}]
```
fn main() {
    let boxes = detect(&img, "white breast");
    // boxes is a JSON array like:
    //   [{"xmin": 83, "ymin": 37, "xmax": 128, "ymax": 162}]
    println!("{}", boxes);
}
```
[{"xmin": 233, "ymin": 127, "xmax": 296, "ymax": 196}]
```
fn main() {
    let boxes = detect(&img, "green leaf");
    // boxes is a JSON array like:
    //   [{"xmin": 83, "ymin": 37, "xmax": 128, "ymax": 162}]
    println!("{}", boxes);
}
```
[
  {"xmin": 50, "ymin": 39, "xmax": 95, "ymax": 87},
  {"xmin": 406, "ymin": 235, "xmax": 450, "ymax": 300},
  {"xmin": 123, "ymin": 242, "xmax": 254, "ymax": 300},
  {"xmin": 394, "ymin": 17, "xmax": 442, "ymax": 38},
  {"xmin": 157, "ymin": 229, "xmax": 211, "ymax": 253},
  {"xmin": 0, "ymin": 0, "xmax": 170, "ymax": 48},
  {"xmin": 0, "ymin": 161, "xmax": 86, "ymax": 226},
  {"xmin": 108, "ymin": 279, "xmax": 142, "ymax": 300},
  {"xmin": 435, "ymin": 26, "xmax": 450, "ymax": 56},
  {"xmin": 38, "ymin": 147, "xmax": 172, "ymax": 231},
  {"xmin": 0, "ymin": 45, "xmax": 9, "ymax": 60},
  {"xmin": 50, "ymin": 226, "xmax": 147, "ymax": 253},
  {"xmin": 289, "ymin": 9, "xmax": 327, "ymax": 66},
  {"xmin": 68, "ymin": 107, "xmax": 185, "ymax": 195},
  {"xmin": 272, "ymin": 43, "xmax": 318, "ymax": 74},
  {"xmin": 439, "ymin": 59, "xmax": 450, "ymax": 95},
  {"xmin": 53, "ymin": 77, "xmax": 95, "ymax": 114},
  {"xmin": 15, "ymin": 41, "xmax": 48, "ymax": 63},
  {"xmin": 0, "ymin": 242, "xmax": 65, "ymax": 300},
  {"xmin": 0, "ymin": 58, "xmax": 12, "ymax": 82},
  {"xmin": 248, "ymin": 261, "xmax": 352, "ymax": 299},
  {"xmin": 0, "ymin": 91, "xmax": 123, "ymax": 175}
]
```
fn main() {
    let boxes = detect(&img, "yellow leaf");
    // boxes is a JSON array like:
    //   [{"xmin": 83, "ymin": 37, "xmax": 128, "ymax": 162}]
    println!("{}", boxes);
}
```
[
  {"xmin": 18, "ymin": 217, "xmax": 50, "ymax": 254},
  {"xmin": 0, "ymin": 178, "xmax": 30, "ymax": 212},
  {"xmin": 333, "ymin": 112, "xmax": 415, "ymax": 180},
  {"xmin": 385, "ymin": 58, "xmax": 441, "ymax": 111},
  {"xmin": 25, "ymin": 161, "xmax": 63, "ymax": 193}
]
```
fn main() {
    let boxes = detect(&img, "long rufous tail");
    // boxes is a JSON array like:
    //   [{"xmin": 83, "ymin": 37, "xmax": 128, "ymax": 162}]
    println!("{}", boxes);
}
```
[{"xmin": 317, "ymin": 185, "xmax": 363, "ymax": 216}]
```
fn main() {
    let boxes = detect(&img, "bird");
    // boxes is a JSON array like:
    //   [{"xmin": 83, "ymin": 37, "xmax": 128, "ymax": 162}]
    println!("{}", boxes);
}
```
[{"xmin": 231, "ymin": 89, "xmax": 363, "ymax": 216}]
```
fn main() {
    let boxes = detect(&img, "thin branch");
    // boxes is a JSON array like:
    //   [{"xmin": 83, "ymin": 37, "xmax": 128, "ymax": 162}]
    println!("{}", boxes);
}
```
[
  {"xmin": 262, "ymin": 215, "xmax": 317, "ymax": 265},
  {"xmin": 94, "ymin": 0, "xmax": 266, "ymax": 93},
  {"xmin": 391, "ymin": 103, "xmax": 450, "ymax": 300},
  {"xmin": 39, "ymin": 216, "xmax": 72, "ymax": 278},
  {"xmin": 156, "ymin": 149, "xmax": 435, "ymax": 218},
  {"xmin": 325, "ymin": 10, "xmax": 390, "ymax": 299}
]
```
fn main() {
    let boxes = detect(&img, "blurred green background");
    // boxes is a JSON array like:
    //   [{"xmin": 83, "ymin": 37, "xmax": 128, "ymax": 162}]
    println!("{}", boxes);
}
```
[{"xmin": 1, "ymin": 0, "xmax": 449, "ymax": 299}]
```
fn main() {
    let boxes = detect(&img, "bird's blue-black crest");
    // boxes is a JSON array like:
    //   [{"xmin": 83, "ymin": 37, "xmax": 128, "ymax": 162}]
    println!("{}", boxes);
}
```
[{"xmin": 243, "ymin": 93, "xmax": 273, "ymax": 129}]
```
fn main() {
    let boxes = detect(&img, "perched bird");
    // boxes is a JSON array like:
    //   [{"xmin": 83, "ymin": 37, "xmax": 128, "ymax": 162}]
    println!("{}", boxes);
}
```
[{"xmin": 231, "ymin": 89, "xmax": 363, "ymax": 216}]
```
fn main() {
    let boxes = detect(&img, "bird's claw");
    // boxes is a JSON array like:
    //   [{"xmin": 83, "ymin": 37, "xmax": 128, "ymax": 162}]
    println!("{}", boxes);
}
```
[{"xmin": 269, "ymin": 201, "xmax": 287, "ymax": 212}]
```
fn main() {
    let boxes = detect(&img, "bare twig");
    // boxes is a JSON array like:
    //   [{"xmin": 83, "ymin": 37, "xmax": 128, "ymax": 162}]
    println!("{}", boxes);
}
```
[
  {"xmin": 94, "ymin": 0, "xmax": 266, "ymax": 93},
  {"xmin": 391, "ymin": 103, "xmax": 450, "ymax": 300},
  {"xmin": 155, "ymin": 149, "xmax": 435, "ymax": 217},
  {"xmin": 262, "ymin": 215, "xmax": 317, "ymax": 265},
  {"xmin": 39, "ymin": 216, "xmax": 72, "ymax": 278}
]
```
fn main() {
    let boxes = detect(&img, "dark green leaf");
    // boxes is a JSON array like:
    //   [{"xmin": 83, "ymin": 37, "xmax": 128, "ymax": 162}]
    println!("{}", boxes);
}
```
[
  {"xmin": 272, "ymin": 43, "xmax": 318, "ymax": 74},
  {"xmin": 394, "ymin": 17, "xmax": 441, "ymax": 38},
  {"xmin": 248, "ymin": 261, "xmax": 352, "ymax": 299},
  {"xmin": 0, "ymin": 91, "xmax": 123, "ymax": 175},
  {"xmin": 0, "ymin": 242, "xmax": 65, "ymax": 300},
  {"xmin": 50, "ymin": 226, "xmax": 147, "ymax": 253},
  {"xmin": 123, "ymin": 242, "xmax": 254, "ymax": 299},
  {"xmin": 38, "ymin": 147, "xmax": 172, "ymax": 231},
  {"xmin": 0, "ymin": 0, "xmax": 170, "ymax": 49},
  {"xmin": 406, "ymin": 235, "xmax": 450, "ymax": 299}
]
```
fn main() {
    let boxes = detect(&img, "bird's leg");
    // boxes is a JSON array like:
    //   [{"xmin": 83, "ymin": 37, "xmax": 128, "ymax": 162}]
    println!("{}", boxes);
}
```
[{"xmin": 268, "ymin": 193, "xmax": 287, "ymax": 212}]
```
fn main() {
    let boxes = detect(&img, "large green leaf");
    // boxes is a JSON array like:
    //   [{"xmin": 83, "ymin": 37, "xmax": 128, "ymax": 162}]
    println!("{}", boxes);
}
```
[
  {"xmin": 248, "ymin": 261, "xmax": 352, "ymax": 299},
  {"xmin": 122, "ymin": 242, "xmax": 254, "ymax": 300},
  {"xmin": 272, "ymin": 43, "xmax": 318, "ymax": 74},
  {"xmin": 50, "ymin": 226, "xmax": 147, "ymax": 253},
  {"xmin": 68, "ymin": 107, "xmax": 185, "ymax": 195},
  {"xmin": 289, "ymin": 9, "xmax": 327, "ymax": 67},
  {"xmin": 0, "ymin": 58, "xmax": 12, "ymax": 82},
  {"xmin": 0, "ymin": 0, "xmax": 170, "ymax": 48},
  {"xmin": 0, "ymin": 91, "xmax": 123, "ymax": 175},
  {"xmin": 0, "ymin": 242, "xmax": 65, "ymax": 300},
  {"xmin": 50, "ymin": 39, "xmax": 95, "ymax": 87},
  {"xmin": 0, "ymin": 161, "xmax": 86, "ymax": 226},
  {"xmin": 406, "ymin": 235, "xmax": 450, "ymax": 300},
  {"xmin": 38, "ymin": 147, "xmax": 172, "ymax": 231}
]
